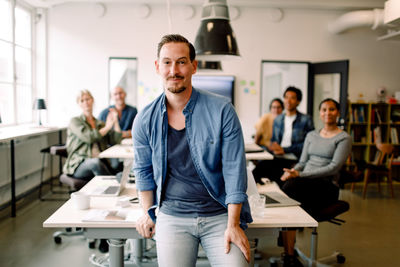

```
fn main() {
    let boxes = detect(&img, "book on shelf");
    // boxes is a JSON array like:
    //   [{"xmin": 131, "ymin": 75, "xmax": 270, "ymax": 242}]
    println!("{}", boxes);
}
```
[
  {"xmin": 358, "ymin": 106, "xmax": 365, "ymax": 122},
  {"xmin": 348, "ymin": 105, "xmax": 353, "ymax": 122},
  {"xmin": 391, "ymin": 127, "xmax": 399, "ymax": 144},
  {"xmin": 375, "ymin": 109, "xmax": 382, "ymax": 123},
  {"xmin": 370, "ymin": 108, "xmax": 376, "ymax": 123},
  {"xmin": 350, "ymin": 106, "xmax": 366, "ymax": 123},
  {"xmin": 391, "ymin": 110, "xmax": 400, "ymax": 122},
  {"xmin": 373, "ymin": 126, "xmax": 382, "ymax": 144},
  {"xmin": 352, "ymin": 108, "xmax": 358, "ymax": 123}
]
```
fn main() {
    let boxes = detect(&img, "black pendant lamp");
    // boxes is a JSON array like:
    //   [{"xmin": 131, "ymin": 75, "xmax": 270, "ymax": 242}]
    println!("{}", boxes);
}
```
[
  {"xmin": 194, "ymin": 0, "xmax": 240, "ymax": 61},
  {"xmin": 197, "ymin": 60, "xmax": 223, "ymax": 71}
]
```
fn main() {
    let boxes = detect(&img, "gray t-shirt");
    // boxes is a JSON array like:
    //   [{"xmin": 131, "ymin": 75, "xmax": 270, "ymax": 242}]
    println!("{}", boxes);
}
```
[{"xmin": 294, "ymin": 130, "xmax": 352, "ymax": 179}]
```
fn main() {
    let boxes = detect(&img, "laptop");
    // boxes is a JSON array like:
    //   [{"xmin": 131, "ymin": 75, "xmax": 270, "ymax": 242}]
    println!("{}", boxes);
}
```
[
  {"xmin": 260, "ymin": 191, "xmax": 300, "ymax": 208},
  {"xmin": 89, "ymin": 163, "xmax": 131, "ymax": 197},
  {"xmin": 245, "ymin": 143, "xmax": 264, "ymax": 153},
  {"xmin": 274, "ymin": 153, "xmax": 298, "ymax": 161}
]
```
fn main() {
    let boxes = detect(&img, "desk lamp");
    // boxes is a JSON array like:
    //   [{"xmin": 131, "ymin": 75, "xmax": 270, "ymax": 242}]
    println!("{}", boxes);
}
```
[
  {"xmin": 194, "ymin": 0, "xmax": 240, "ymax": 61},
  {"xmin": 33, "ymin": 98, "xmax": 47, "ymax": 126}
]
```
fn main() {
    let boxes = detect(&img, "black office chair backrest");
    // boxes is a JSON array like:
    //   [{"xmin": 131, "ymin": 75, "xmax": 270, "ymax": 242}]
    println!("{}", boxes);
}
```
[{"xmin": 50, "ymin": 145, "xmax": 68, "ymax": 158}]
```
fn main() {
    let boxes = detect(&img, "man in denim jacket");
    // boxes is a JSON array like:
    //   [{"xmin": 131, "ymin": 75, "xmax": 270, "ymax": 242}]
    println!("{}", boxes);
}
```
[
  {"xmin": 252, "ymin": 87, "xmax": 314, "ymax": 187},
  {"xmin": 132, "ymin": 34, "xmax": 252, "ymax": 267}
]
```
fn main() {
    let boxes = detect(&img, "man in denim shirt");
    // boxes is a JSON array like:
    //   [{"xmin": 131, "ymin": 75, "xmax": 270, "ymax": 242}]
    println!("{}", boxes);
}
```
[
  {"xmin": 132, "ymin": 34, "xmax": 252, "ymax": 267},
  {"xmin": 252, "ymin": 87, "xmax": 314, "ymax": 187}
]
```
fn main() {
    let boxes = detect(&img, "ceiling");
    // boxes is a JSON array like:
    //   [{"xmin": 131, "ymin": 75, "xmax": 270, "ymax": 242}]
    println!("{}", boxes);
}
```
[{"xmin": 23, "ymin": 0, "xmax": 387, "ymax": 10}]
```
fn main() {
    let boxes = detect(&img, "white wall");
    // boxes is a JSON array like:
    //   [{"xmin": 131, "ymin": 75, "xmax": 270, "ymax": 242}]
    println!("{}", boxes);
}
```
[{"xmin": 46, "ymin": 3, "xmax": 400, "ymax": 139}]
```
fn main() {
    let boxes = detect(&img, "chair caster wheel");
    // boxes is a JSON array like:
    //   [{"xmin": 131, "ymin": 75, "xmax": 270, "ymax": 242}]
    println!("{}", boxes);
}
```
[
  {"xmin": 54, "ymin": 236, "xmax": 62, "ymax": 244},
  {"xmin": 337, "ymin": 254, "xmax": 346, "ymax": 264}
]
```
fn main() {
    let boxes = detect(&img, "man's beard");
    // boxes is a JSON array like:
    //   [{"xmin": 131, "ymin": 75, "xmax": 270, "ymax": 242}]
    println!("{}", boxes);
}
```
[
  {"xmin": 166, "ymin": 75, "xmax": 186, "ymax": 94},
  {"xmin": 167, "ymin": 86, "xmax": 186, "ymax": 94}
]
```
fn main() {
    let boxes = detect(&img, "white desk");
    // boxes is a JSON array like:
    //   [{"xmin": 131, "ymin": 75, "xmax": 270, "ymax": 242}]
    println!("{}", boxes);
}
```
[
  {"xmin": 0, "ymin": 124, "xmax": 66, "ymax": 217},
  {"xmin": 43, "ymin": 177, "xmax": 317, "ymax": 267},
  {"xmin": 245, "ymin": 142, "xmax": 273, "ymax": 161},
  {"xmin": 99, "ymin": 144, "xmax": 134, "ymax": 159},
  {"xmin": 99, "ymin": 143, "xmax": 273, "ymax": 161},
  {"xmin": 245, "ymin": 151, "xmax": 273, "ymax": 161}
]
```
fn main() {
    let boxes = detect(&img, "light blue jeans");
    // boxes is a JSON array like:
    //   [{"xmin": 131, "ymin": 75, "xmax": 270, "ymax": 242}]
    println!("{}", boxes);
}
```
[{"xmin": 155, "ymin": 212, "xmax": 248, "ymax": 267}]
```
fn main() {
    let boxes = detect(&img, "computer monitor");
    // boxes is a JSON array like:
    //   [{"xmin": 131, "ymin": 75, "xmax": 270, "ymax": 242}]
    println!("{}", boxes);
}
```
[{"xmin": 192, "ymin": 75, "xmax": 235, "ymax": 106}]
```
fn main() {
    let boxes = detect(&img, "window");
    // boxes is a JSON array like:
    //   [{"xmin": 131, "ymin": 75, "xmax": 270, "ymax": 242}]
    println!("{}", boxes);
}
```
[{"xmin": 0, "ymin": 0, "xmax": 33, "ymax": 125}]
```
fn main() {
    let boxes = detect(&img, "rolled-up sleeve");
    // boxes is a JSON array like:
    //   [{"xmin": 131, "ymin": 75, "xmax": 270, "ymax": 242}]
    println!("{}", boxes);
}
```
[
  {"xmin": 221, "ymin": 104, "xmax": 248, "ymax": 205},
  {"xmin": 132, "ymin": 113, "xmax": 157, "ymax": 192}
]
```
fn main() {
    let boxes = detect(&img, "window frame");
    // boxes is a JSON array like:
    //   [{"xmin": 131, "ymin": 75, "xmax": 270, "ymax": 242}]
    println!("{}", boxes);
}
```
[{"xmin": 0, "ymin": 0, "xmax": 35, "ymax": 126}]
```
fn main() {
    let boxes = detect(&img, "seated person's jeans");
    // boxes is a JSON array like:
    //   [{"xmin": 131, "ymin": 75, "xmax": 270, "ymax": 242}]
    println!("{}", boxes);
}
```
[
  {"xmin": 155, "ymin": 212, "xmax": 248, "ymax": 267},
  {"xmin": 73, "ymin": 158, "xmax": 112, "ymax": 180}
]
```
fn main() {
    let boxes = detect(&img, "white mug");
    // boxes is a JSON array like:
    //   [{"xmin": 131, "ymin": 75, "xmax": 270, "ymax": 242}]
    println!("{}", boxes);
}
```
[{"xmin": 71, "ymin": 191, "xmax": 91, "ymax": 210}]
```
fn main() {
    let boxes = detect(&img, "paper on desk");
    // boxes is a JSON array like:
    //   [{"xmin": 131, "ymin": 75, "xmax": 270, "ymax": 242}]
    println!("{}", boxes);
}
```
[
  {"xmin": 82, "ymin": 208, "xmax": 143, "ymax": 222},
  {"xmin": 246, "ymin": 167, "xmax": 259, "ymax": 198}
]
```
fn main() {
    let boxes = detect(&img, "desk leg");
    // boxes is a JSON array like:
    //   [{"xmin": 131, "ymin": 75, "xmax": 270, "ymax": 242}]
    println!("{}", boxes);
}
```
[
  {"xmin": 58, "ymin": 130, "xmax": 63, "ymax": 175},
  {"xmin": 310, "ymin": 227, "xmax": 318, "ymax": 267},
  {"xmin": 108, "ymin": 239, "xmax": 126, "ymax": 267},
  {"xmin": 132, "ymin": 239, "xmax": 143, "ymax": 261},
  {"xmin": 10, "ymin": 139, "xmax": 16, "ymax": 217}
]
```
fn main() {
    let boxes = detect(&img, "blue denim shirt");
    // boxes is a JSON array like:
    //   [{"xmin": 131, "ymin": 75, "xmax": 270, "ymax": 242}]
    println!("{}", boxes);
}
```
[
  {"xmin": 99, "ymin": 104, "xmax": 138, "ymax": 131},
  {"xmin": 132, "ymin": 88, "xmax": 253, "ymax": 229},
  {"xmin": 271, "ymin": 111, "xmax": 314, "ymax": 158}
]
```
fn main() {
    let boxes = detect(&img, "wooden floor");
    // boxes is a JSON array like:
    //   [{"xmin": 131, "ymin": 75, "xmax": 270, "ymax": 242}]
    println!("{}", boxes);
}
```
[{"xmin": 0, "ymin": 182, "xmax": 399, "ymax": 267}]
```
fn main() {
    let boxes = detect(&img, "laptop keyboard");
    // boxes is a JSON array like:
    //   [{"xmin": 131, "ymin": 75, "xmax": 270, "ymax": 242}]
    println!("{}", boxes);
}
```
[{"xmin": 104, "ymin": 186, "xmax": 119, "ymax": 194}]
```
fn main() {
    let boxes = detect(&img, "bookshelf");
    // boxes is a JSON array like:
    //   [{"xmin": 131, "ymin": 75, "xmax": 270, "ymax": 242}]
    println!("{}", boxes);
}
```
[{"xmin": 346, "ymin": 102, "xmax": 400, "ymax": 164}]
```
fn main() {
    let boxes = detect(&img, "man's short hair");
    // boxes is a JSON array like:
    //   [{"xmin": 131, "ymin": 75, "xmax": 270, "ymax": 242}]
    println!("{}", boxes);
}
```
[
  {"xmin": 284, "ymin": 86, "xmax": 302, "ymax": 102},
  {"xmin": 157, "ymin": 34, "xmax": 196, "ymax": 62}
]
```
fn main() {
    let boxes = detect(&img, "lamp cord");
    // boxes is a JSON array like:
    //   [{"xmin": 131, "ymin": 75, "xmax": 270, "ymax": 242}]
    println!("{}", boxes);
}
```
[{"xmin": 166, "ymin": 0, "xmax": 172, "ymax": 33}]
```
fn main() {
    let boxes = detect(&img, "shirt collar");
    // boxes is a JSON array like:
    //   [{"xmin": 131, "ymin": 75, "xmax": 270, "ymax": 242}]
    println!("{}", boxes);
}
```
[{"xmin": 160, "ymin": 88, "xmax": 199, "ymax": 116}]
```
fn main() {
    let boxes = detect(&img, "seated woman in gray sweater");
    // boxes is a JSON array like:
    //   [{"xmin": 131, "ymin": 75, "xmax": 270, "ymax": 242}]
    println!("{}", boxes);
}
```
[{"xmin": 277, "ymin": 98, "xmax": 351, "ymax": 266}]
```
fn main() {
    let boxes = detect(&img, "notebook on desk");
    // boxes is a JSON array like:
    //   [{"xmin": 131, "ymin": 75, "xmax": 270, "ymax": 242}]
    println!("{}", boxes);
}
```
[
  {"xmin": 260, "ymin": 191, "xmax": 300, "ymax": 208},
  {"xmin": 89, "ymin": 162, "xmax": 131, "ymax": 197},
  {"xmin": 82, "ymin": 209, "xmax": 141, "ymax": 222}
]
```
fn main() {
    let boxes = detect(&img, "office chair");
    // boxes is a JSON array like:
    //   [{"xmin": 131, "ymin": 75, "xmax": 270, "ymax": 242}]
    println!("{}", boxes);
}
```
[
  {"xmin": 39, "ymin": 144, "xmax": 68, "ymax": 200},
  {"xmin": 360, "ymin": 143, "xmax": 395, "ymax": 199},
  {"xmin": 269, "ymin": 175, "xmax": 350, "ymax": 267},
  {"xmin": 292, "ymin": 200, "xmax": 349, "ymax": 267},
  {"xmin": 47, "ymin": 145, "xmax": 94, "ymax": 247}
]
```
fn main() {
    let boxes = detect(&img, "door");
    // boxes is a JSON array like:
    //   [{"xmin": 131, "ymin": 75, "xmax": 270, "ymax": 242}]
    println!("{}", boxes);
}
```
[{"xmin": 309, "ymin": 60, "xmax": 349, "ymax": 130}]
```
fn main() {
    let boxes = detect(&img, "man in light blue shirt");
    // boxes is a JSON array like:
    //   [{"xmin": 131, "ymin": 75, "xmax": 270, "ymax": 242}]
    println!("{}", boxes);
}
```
[
  {"xmin": 132, "ymin": 34, "xmax": 252, "ymax": 267},
  {"xmin": 99, "ymin": 86, "xmax": 137, "ymax": 139}
]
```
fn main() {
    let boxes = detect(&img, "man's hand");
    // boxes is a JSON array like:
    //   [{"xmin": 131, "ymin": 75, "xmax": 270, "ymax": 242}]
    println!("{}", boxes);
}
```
[
  {"xmin": 269, "ymin": 142, "xmax": 284, "ymax": 155},
  {"xmin": 136, "ymin": 213, "xmax": 155, "ymax": 238},
  {"xmin": 224, "ymin": 225, "xmax": 250, "ymax": 263}
]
